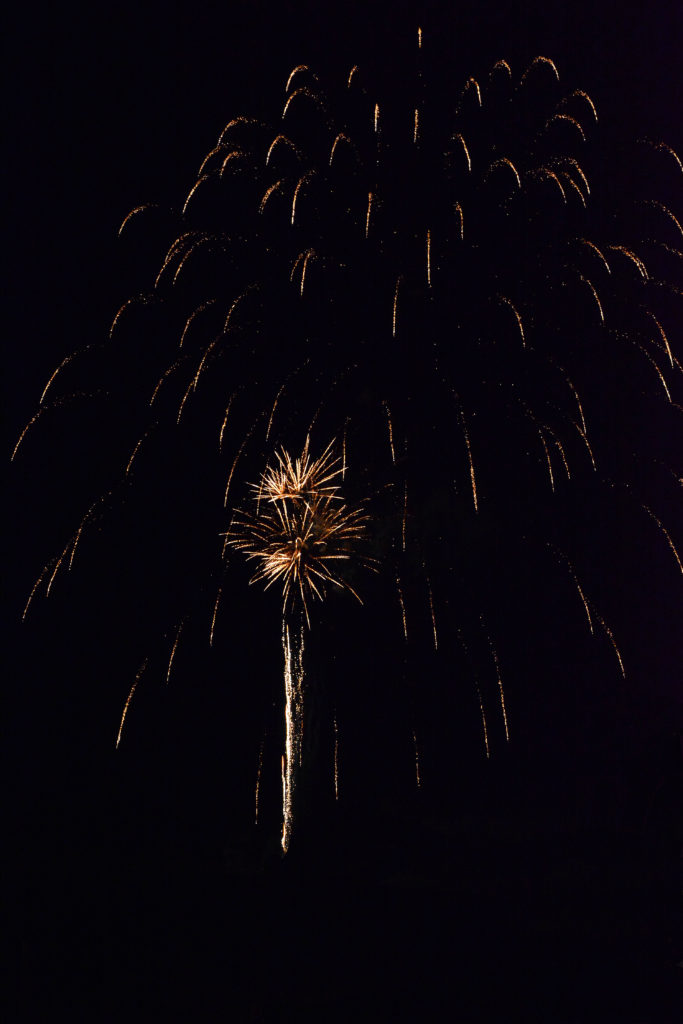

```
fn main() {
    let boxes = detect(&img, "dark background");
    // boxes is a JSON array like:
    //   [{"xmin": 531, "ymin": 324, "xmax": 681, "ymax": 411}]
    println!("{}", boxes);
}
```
[{"xmin": 5, "ymin": 1, "xmax": 682, "ymax": 1020}]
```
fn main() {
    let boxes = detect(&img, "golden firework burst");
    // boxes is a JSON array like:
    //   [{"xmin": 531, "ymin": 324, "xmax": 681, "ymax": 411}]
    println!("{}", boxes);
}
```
[{"xmin": 226, "ymin": 441, "xmax": 373, "ymax": 625}]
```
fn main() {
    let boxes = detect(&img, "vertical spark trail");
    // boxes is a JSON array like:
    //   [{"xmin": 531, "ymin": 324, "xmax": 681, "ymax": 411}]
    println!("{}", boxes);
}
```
[
  {"xmin": 282, "ymin": 618, "xmax": 305, "ymax": 853},
  {"xmin": 392, "ymin": 277, "xmax": 401, "ymax": 336},
  {"xmin": 333, "ymin": 712, "xmax": 339, "ymax": 800},
  {"xmin": 426, "ymin": 576, "xmax": 438, "ymax": 650},
  {"xmin": 402, "ymin": 482, "xmax": 408, "ymax": 551},
  {"xmin": 365, "ymin": 192, "xmax": 373, "ymax": 238},
  {"xmin": 426, "ymin": 229, "xmax": 431, "ymax": 286},
  {"xmin": 412, "ymin": 729, "xmax": 422, "ymax": 788},
  {"xmin": 254, "ymin": 735, "xmax": 265, "ymax": 824},
  {"xmin": 209, "ymin": 587, "xmax": 222, "ymax": 646},
  {"xmin": 459, "ymin": 408, "xmax": 479, "ymax": 512},
  {"xmin": 384, "ymin": 402, "xmax": 396, "ymax": 463},
  {"xmin": 480, "ymin": 618, "xmax": 510, "ymax": 742},
  {"xmin": 476, "ymin": 681, "xmax": 491, "ymax": 758},
  {"xmin": 396, "ymin": 577, "xmax": 408, "ymax": 640}
]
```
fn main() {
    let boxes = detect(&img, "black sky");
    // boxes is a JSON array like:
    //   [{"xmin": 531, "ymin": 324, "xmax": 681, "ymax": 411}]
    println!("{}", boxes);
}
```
[{"xmin": 5, "ymin": 2, "xmax": 682, "ymax": 1019}]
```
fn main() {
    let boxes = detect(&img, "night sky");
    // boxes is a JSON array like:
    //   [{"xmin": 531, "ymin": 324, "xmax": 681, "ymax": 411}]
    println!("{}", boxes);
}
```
[{"xmin": 6, "ymin": 2, "xmax": 682, "ymax": 1020}]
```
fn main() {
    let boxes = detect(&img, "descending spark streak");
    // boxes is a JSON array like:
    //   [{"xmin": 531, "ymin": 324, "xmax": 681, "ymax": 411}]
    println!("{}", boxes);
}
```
[
  {"xmin": 480, "ymin": 616, "xmax": 509, "ymax": 741},
  {"xmin": 365, "ymin": 192, "xmax": 373, "ymax": 237},
  {"xmin": 167, "ymin": 623, "xmax": 184, "ymax": 684},
  {"xmin": 646, "ymin": 313, "xmax": 674, "ymax": 368},
  {"xmin": 592, "ymin": 609, "xmax": 626, "ymax": 678},
  {"xmin": 413, "ymin": 108, "xmax": 420, "ymax": 144},
  {"xmin": 22, "ymin": 561, "xmax": 55, "ymax": 620},
  {"xmin": 640, "ymin": 503, "xmax": 683, "ymax": 574},
  {"xmin": 219, "ymin": 395, "xmax": 235, "ymax": 451},
  {"xmin": 392, "ymin": 276, "xmax": 402, "ymax": 336},
  {"xmin": 487, "ymin": 158, "xmax": 521, "ymax": 190},
  {"xmin": 333, "ymin": 713, "xmax": 339, "ymax": 800},
  {"xmin": 459, "ymin": 408, "xmax": 479, "ymax": 512},
  {"xmin": 116, "ymin": 658, "xmax": 148, "ymax": 749},
  {"xmin": 426, "ymin": 576, "xmax": 438, "ymax": 650},
  {"xmin": 396, "ymin": 577, "xmax": 408, "ymax": 640},
  {"xmin": 608, "ymin": 245, "xmax": 648, "ymax": 279},
  {"xmin": 347, "ymin": 65, "xmax": 359, "ymax": 88},
  {"xmin": 546, "ymin": 113, "xmax": 586, "ymax": 142},
  {"xmin": 454, "ymin": 202, "xmax": 464, "ymax": 239},
  {"xmin": 285, "ymin": 65, "xmax": 312, "ymax": 93},
  {"xmin": 412, "ymin": 729, "xmax": 422, "ymax": 788},
  {"xmin": 383, "ymin": 401, "xmax": 396, "ymax": 463},
  {"xmin": 281, "ymin": 620, "xmax": 305, "ymax": 853},
  {"xmin": 291, "ymin": 171, "xmax": 315, "ymax": 225},
  {"xmin": 374, "ymin": 103, "xmax": 379, "ymax": 133},
  {"xmin": 498, "ymin": 295, "xmax": 525, "ymax": 345},
  {"xmin": 576, "ymin": 273, "xmax": 604, "ymax": 321},
  {"xmin": 426, "ymin": 229, "xmax": 431, "ymax": 286},
  {"xmin": 642, "ymin": 199, "xmax": 683, "ymax": 241},
  {"xmin": 254, "ymin": 736, "xmax": 265, "ymax": 824},
  {"xmin": 209, "ymin": 587, "xmax": 222, "ymax": 646},
  {"xmin": 476, "ymin": 680, "xmax": 490, "ymax": 758},
  {"xmin": 453, "ymin": 134, "xmax": 471, "ymax": 172},
  {"xmin": 12, "ymin": 393, "xmax": 102, "ymax": 461},
  {"xmin": 578, "ymin": 239, "xmax": 611, "ymax": 274},
  {"xmin": 125, "ymin": 425, "xmax": 155, "ymax": 476}
]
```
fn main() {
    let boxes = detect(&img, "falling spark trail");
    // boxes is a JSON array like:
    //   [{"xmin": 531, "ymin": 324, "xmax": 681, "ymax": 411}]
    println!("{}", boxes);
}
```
[
  {"xmin": 125, "ymin": 426, "xmax": 155, "ymax": 477},
  {"xmin": 116, "ymin": 659, "xmax": 148, "ymax": 749},
  {"xmin": 498, "ymin": 295, "xmax": 525, "ymax": 346},
  {"xmin": 639, "ymin": 503, "xmax": 683, "ymax": 574},
  {"xmin": 392, "ymin": 276, "xmax": 402, "ymax": 336},
  {"xmin": 412, "ymin": 729, "xmax": 422, "ymax": 788},
  {"xmin": 383, "ymin": 402, "xmax": 396, "ymax": 463},
  {"xmin": 254, "ymin": 736, "xmax": 265, "ymax": 824},
  {"xmin": 480, "ymin": 616, "xmax": 510, "ymax": 741},
  {"xmin": 209, "ymin": 587, "xmax": 222, "ymax": 646},
  {"xmin": 592, "ymin": 609, "xmax": 626, "ymax": 678},
  {"xmin": 426, "ymin": 229, "xmax": 431, "ymax": 286},
  {"xmin": 22, "ymin": 561, "xmax": 54, "ymax": 621},
  {"xmin": 167, "ymin": 622, "xmax": 184, "ymax": 684},
  {"xmin": 333, "ymin": 713, "xmax": 339, "ymax": 800},
  {"xmin": 459, "ymin": 407, "xmax": 479, "ymax": 512},
  {"xmin": 219, "ymin": 395, "xmax": 235, "ymax": 452},
  {"xmin": 426, "ymin": 576, "xmax": 438, "ymax": 650},
  {"xmin": 396, "ymin": 577, "xmax": 408, "ymax": 640},
  {"xmin": 40, "ymin": 347, "xmax": 93, "ymax": 404}
]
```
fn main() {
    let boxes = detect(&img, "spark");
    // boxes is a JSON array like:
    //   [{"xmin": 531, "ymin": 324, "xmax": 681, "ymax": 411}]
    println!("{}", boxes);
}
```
[
  {"xmin": 281, "ymin": 620, "xmax": 305, "ymax": 853},
  {"xmin": 125, "ymin": 425, "xmax": 156, "ymax": 477},
  {"xmin": 639, "ymin": 503, "xmax": 682, "ymax": 574},
  {"xmin": 592, "ymin": 609, "xmax": 625, "ymax": 678},
  {"xmin": 365, "ymin": 192, "xmax": 373, "ymax": 238},
  {"xmin": 197, "ymin": 144, "xmax": 231, "ymax": 175},
  {"xmin": 458, "ymin": 406, "xmax": 479, "ymax": 513},
  {"xmin": 413, "ymin": 108, "xmax": 420, "ymax": 144},
  {"xmin": 285, "ymin": 65, "xmax": 313, "ymax": 93},
  {"xmin": 576, "ymin": 273, "xmax": 604, "ymax": 322},
  {"xmin": 402, "ymin": 482, "xmax": 408, "ymax": 552},
  {"xmin": 291, "ymin": 170, "xmax": 316, "ymax": 225},
  {"xmin": 481, "ymin": 617, "xmax": 509, "ymax": 741},
  {"xmin": 149, "ymin": 359, "xmax": 182, "ymax": 405},
  {"xmin": 109, "ymin": 294, "xmax": 151, "ymax": 339},
  {"xmin": 374, "ymin": 103, "xmax": 379, "ymax": 133},
  {"xmin": 254, "ymin": 735, "xmax": 265, "ymax": 824},
  {"xmin": 498, "ymin": 295, "xmax": 525, "ymax": 345},
  {"xmin": 645, "ymin": 312, "xmax": 674, "ymax": 367},
  {"xmin": 412, "ymin": 729, "xmax": 422, "ymax": 788},
  {"xmin": 563, "ymin": 89, "xmax": 598, "ymax": 121},
  {"xmin": 549, "ymin": 545, "xmax": 593, "ymax": 633},
  {"xmin": 333, "ymin": 713, "xmax": 339, "ymax": 800},
  {"xmin": 182, "ymin": 173, "xmax": 215, "ymax": 217},
  {"xmin": 22, "ymin": 560, "xmax": 55, "ymax": 621},
  {"xmin": 282, "ymin": 87, "xmax": 323, "ymax": 120},
  {"xmin": 539, "ymin": 430, "xmax": 555, "ymax": 491},
  {"xmin": 329, "ymin": 132, "xmax": 354, "ymax": 167},
  {"xmin": 167, "ymin": 622, "xmax": 184, "ymax": 684},
  {"xmin": 40, "ymin": 346, "xmax": 93, "ymax": 404},
  {"xmin": 426, "ymin": 575, "xmax": 438, "ymax": 651},
  {"xmin": 266, "ymin": 134, "xmax": 301, "ymax": 166},
  {"xmin": 219, "ymin": 150, "xmax": 246, "ymax": 177},
  {"xmin": 117, "ymin": 204, "xmax": 159, "ymax": 236},
  {"xmin": 558, "ymin": 171, "xmax": 586, "ymax": 207},
  {"xmin": 266, "ymin": 381, "xmax": 288, "ymax": 441},
  {"xmin": 392, "ymin": 275, "xmax": 403, "ymax": 336},
  {"xmin": 639, "ymin": 139, "xmax": 683, "ymax": 174},
  {"xmin": 177, "ymin": 376, "xmax": 195, "ymax": 424},
  {"xmin": 259, "ymin": 179, "xmax": 285, "ymax": 215},
  {"xmin": 486, "ymin": 157, "xmax": 521, "ymax": 190},
  {"xmin": 641, "ymin": 199, "xmax": 683, "ymax": 242},
  {"xmin": 116, "ymin": 658, "xmax": 148, "ymax": 749},
  {"xmin": 426, "ymin": 229, "xmax": 431, "ymax": 286},
  {"xmin": 341, "ymin": 419, "xmax": 348, "ymax": 479},
  {"xmin": 417, "ymin": 26, "xmax": 423, "ymax": 48},
  {"xmin": 452, "ymin": 133, "xmax": 471, "ymax": 172},
  {"xmin": 396, "ymin": 577, "xmax": 408, "ymax": 640},
  {"xmin": 12, "ymin": 393, "xmax": 102, "ymax": 461},
  {"xmin": 490, "ymin": 59, "xmax": 512, "ymax": 78},
  {"xmin": 464, "ymin": 77, "xmax": 482, "ymax": 106},
  {"xmin": 454, "ymin": 202, "xmax": 464, "ymax": 239},
  {"xmin": 209, "ymin": 587, "xmax": 222, "ymax": 646},
  {"xmin": 180, "ymin": 300, "xmax": 217, "ymax": 348},
  {"xmin": 532, "ymin": 167, "xmax": 567, "ymax": 203},
  {"xmin": 546, "ymin": 113, "xmax": 586, "ymax": 142},
  {"xmin": 608, "ymin": 245, "xmax": 648, "ymax": 279},
  {"xmin": 521, "ymin": 55, "xmax": 560, "ymax": 83},
  {"xmin": 631, "ymin": 340, "xmax": 671, "ymax": 402},
  {"xmin": 217, "ymin": 116, "xmax": 260, "ymax": 145},
  {"xmin": 347, "ymin": 65, "xmax": 359, "ymax": 88},
  {"xmin": 383, "ymin": 401, "xmax": 396, "ymax": 463},
  {"xmin": 577, "ymin": 238, "xmax": 611, "ymax": 274}
]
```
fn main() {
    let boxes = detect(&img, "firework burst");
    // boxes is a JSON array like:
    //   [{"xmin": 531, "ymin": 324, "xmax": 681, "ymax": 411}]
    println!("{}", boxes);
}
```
[{"xmin": 14, "ymin": 28, "xmax": 681, "ymax": 850}]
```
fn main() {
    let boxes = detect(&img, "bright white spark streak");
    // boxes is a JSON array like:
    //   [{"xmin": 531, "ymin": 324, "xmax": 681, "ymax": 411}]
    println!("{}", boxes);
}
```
[{"xmin": 281, "ymin": 619, "xmax": 305, "ymax": 854}]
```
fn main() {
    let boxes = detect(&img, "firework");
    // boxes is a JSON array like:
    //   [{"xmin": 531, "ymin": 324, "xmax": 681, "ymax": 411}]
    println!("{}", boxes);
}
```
[{"xmin": 15, "ymin": 29, "xmax": 681, "ymax": 851}]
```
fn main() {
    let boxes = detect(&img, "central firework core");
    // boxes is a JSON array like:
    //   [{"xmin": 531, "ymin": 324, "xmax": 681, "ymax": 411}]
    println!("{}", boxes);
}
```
[{"xmin": 226, "ymin": 440, "xmax": 372, "ymax": 851}]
